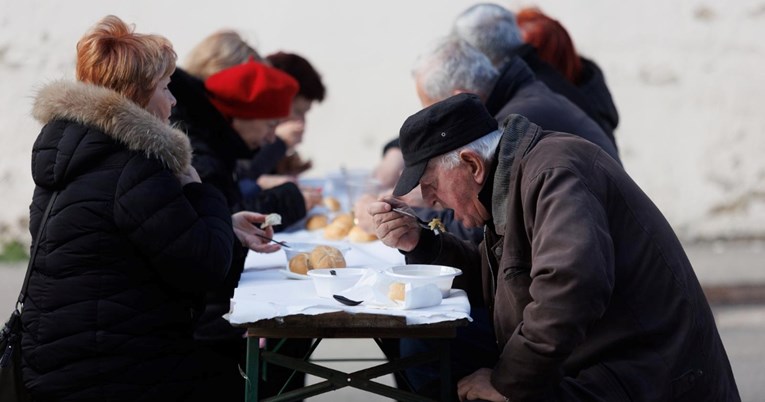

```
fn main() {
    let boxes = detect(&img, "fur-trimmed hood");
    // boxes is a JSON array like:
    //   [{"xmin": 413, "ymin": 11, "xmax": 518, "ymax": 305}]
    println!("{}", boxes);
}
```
[{"xmin": 32, "ymin": 80, "xmax": 191, "ymax": 174}]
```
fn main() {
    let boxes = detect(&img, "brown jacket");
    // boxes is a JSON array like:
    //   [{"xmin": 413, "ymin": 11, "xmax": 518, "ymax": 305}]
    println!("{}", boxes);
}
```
[{"xmin": 406, "ymin": 115, "xmax": 739, "ymax": 401}]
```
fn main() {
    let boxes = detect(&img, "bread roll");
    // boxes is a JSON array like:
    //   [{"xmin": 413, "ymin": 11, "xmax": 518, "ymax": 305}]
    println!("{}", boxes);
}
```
[
  {"xmin": 305, "ymin": 214, "xmax": 328, "ymax": 230},
  {"xmin": 288, "ymin": 252, "xmax": 311, "ymax": 275},
  {"xmin": 322, "ymin": 213, "xmax": 354, "ymax": 240},
  {"xmin": 309, "ymin": 245, "xmax": 346, "ymax": 269},
  {"xmin": 388, "ymin": 282, "xmax": 406, "ymax": 302},
  {"xmin": 323, "ymin": 224, "xmax": 347, "ymax": 240},
  {"xmin": 323, "ymin": 196, "xmax": 341, "ymax": 212},
  {"xmin": 332, "ymin": 213, "xmax": 354, "ymax": 227},
  {"xmin": 348, "ymin": 225, "xmax": 377, "ymax": 243}
]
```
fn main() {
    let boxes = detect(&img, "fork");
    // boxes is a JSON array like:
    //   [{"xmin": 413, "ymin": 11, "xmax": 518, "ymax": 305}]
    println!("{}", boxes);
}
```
[
  {"xmin": 391, "ymin": 208, "xmax": 441, "ymax": 235},
  {"xmin": 254, "ymin": 233, "xmax": 291, "ymax": 248}
]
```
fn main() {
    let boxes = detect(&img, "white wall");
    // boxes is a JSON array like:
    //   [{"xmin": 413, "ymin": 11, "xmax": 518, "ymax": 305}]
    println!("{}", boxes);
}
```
[{"xmin": 1, "ymin": 0, "xmax": 763, "ymax": 244}]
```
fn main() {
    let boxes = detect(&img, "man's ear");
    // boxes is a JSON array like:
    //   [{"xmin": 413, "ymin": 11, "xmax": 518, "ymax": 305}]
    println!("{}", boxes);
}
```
[{"xmin": 459, "ymin": 150, "xmax": 486, "ymax": 185}]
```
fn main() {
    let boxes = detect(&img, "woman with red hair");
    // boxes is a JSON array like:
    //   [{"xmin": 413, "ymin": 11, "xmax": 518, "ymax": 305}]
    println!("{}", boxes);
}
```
[
  {"xmin": 22, "ymin": 15, "xmax": 279, "ymax": 401},
  {"xmin": 517, "ymin": 8, "xmax": 620, "ymax": 147}
]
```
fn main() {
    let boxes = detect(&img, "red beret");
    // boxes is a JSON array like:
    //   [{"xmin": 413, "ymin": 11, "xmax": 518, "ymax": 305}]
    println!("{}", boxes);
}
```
[{"xmin": 205, "ymin": 61, "xmax": 299, "ymax": 119}]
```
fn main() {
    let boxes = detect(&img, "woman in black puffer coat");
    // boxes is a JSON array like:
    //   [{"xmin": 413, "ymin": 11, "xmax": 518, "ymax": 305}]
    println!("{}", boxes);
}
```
[{"xmin": 20, "ymin": 16, "xmax": 273, "ymax": 402}]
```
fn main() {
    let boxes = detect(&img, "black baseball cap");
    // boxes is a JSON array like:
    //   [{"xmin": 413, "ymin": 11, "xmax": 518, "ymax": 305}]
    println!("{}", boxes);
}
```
[{"xmin": 393, "ymin": 93, "xmax": 498, "ymax": 196}]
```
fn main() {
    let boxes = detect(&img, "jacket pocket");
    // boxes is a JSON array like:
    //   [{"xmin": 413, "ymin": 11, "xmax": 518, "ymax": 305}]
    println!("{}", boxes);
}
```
[
  {"xmin": 591, "ymin": 363, "xmax": 633, "ymax": 402},
  {"xmin": 494, "ymin": 264, "xmax": 533, "ymax": 328}
]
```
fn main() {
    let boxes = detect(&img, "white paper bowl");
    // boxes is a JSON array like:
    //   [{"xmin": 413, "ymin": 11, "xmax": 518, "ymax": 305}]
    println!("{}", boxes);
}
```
[
  {"xmin": 307, "ymin": 268, "xmax": 366, "ymax": 298},
  {"xmin": 385, "ymin": 264, "xmax": 462, "ymax": 297}
]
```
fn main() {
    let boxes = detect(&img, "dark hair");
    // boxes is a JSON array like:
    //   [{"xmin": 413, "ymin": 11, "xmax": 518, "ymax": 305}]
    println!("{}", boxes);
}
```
[
  {"xmin": 516, "ymin": 8, "xmax": 582, "ymax": 85},
  {"xmin": 266, "ymin": 52, "xmax": 326, "ymax": 102}
]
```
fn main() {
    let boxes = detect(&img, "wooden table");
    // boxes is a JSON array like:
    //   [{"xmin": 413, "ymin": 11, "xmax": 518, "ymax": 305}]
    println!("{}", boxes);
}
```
[
  {"xmin": 236, "ymin": 311, "xmax": 468, "ymax": 402},
  {"xmin": 233, "ymin": 230, "xmax": 471, "ymax": 401}
]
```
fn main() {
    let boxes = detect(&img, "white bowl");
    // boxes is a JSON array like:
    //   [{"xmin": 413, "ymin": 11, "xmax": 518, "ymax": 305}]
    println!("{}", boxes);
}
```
[
  {"xmin": 307, "ymin": 268, "xmax": 366, "ymax": 298},
  {"xmin": 384, "ymin": 264, "xmax": 462, "ymax": 297}
]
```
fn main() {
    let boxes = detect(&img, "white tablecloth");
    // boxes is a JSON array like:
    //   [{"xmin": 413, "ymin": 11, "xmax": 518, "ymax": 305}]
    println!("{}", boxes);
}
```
[{"xmin": 228, "ymin": 230, "xmax": 472, "ymax": 325}]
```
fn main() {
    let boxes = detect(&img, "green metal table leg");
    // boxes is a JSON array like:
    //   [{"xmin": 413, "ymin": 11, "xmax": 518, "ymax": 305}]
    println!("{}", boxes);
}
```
[{"xmin": 245, "ymin": 336, "xmax": 260, "ymax": 402}]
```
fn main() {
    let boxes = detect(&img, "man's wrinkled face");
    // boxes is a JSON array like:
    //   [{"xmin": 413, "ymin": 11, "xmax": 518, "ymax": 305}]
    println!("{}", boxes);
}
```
[{"xmin": 418, "ymin": 157, "xmax": 487, "ymax": 228}]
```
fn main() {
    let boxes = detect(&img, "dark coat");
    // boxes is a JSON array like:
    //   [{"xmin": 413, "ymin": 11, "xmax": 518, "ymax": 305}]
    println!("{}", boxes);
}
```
[
  {"xmin": 169, "ymin": 69, "xmax": 307, "ymax": 345},
  {"xmin": 406, "ymin": 116, "xmax": 739, "ymax": 401},
  {"xmin": 578, "ymin": 57, "xmax": 619, "ymax": 145},
  {"xmin": 485, "ymin": 56, "xmax": 620, "ymax": 163},
  {"xmin": 22, "ymin": 81, "xmax": 237, "ymax": 401},
  {"xmin": 513, "ymin": 44, "xmax": 619, "ymax": 146}
]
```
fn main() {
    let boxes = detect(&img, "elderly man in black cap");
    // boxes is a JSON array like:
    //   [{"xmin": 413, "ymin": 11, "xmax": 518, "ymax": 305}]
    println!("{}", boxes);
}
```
[{"xmin": 368, "ymin": 93, "xmax": 738, "ymax": 402}]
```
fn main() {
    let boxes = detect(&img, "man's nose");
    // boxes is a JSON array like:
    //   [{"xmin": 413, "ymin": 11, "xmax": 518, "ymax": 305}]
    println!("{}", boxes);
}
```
[{"xmin": 420, "ymin": 186, "xmax": 438, "ymax": 207}]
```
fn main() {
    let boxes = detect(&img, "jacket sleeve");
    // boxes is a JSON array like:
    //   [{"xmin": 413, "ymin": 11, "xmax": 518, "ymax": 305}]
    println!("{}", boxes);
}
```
[
  {"xmin": 114, "ymin": 157, "xmax": 234, "ymax": 294},
  {"xmin": 242, "ymin": 182, "xmax": 307, "ymax": 231},
  {"xmin": 492, "ymin": 167, "xmax": 615, "ymax": 401},
  {"xmin": 238, "ymin": 138, "xmax": 288, "ymax": 179}
]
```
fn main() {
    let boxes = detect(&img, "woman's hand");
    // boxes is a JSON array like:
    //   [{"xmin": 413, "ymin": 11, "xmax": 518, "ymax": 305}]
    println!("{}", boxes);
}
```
[
  {"xmin": 256, "ymin": 174, "xmax": 297, "ymax": 190},
  {"xmin": 301, "ymin": 187, "xmax": 322, "ymax": 211},
  {"xmin": 231, "ymin": 211, "xmax": 281, "ymax": 253},
  {"xmin": 275, "ymin": 120, "xmax": 305, "ymax": 149},
  {"xmin": 176, "ymin": 165, "xmax": 201, "ymax": 186}
]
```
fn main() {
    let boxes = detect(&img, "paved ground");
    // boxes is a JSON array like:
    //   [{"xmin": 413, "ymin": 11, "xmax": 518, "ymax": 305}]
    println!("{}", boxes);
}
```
[{"xmin": 1, "ymin": 240, "xmax": 763, "ymax": 401}]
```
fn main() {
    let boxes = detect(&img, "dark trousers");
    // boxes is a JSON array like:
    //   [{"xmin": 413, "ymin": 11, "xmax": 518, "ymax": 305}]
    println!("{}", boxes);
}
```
[{"xmin": 399, "ymin": 307, "xmax": 499, "ymax": 401}]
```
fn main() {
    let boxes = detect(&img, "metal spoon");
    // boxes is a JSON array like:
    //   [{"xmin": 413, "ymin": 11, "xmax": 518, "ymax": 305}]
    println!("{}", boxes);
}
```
[
  {"xmin": 391, "ymin": 208, "xmax": 441, "ymax": 234},
  {"xmin": 333, "ymin": 294, "xmax": 363, "ymax": 306}
]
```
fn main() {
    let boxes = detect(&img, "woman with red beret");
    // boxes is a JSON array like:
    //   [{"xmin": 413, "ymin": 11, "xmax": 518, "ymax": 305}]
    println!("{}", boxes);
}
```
[
  {"xmin": 170, "ymin": 59, "xmax": 308, "ymax": 400},
  {"xmin": 236, "ymin": 51, "xmax": 327, "ymax": 191}
]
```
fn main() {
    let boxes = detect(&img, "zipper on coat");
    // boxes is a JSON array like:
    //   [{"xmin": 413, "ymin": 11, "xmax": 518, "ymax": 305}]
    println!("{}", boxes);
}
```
[{"xmin": 483, "ymin": 225, "xmax": 496, "ymax": 313}]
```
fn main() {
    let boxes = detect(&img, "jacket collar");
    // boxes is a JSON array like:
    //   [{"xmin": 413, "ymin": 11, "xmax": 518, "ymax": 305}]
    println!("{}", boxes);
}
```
[
  {"xmin": 490, "ymin": 114, "xmax": 543, "ymax": 233},
  {"xmin": 32, "ymin": 80, "xmax": 191, "ymax": 174},
  {"xmin": 169, "ymin": 69, "xmax": 253, "ymax": 161},
  {"xmin": 484, "ymin": 56, "xmax": 536, "ymax": 117}
]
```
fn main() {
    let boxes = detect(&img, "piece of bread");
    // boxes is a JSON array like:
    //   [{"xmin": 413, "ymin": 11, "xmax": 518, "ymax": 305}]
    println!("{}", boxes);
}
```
[
  {"xmin": 260, "ymin": 213, "xmax": 282, "ymax": 229},
  {"xmin": 347, "ymin": 225, "xmax": 377, "ymax": 243},
  {"xmin": 323, "ymin": 214, "xmax": 354, "ymax": 240},
  {"xmin": 388, "ymin": 282, "xmax": 406, "ymax": 302},
  {"xmin": 332, "ymin": 213, "xmax": 354, "ymax": 227},
  {"xmin": 323, "ymin": 224, "xmax": 349, "ymax": 240},
  {"xmin": 323, "ymin": 196, "xmax": 341, "ymax": 212},
  {"xmin": 305, "ymin": 214, "xmax": 328, "ymax": 230},
  {"xmin": 288, "ymin": 252, "xmax": 311, "ymax": 275},
  {"xmin": 309, "ymin": 245, "xmax": 346, "ymax": 269}
]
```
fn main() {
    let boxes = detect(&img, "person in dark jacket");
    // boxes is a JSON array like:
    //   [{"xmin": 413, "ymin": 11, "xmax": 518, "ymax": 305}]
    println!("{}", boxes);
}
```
[
  {"xmin": 454, "ymin": 3, "xmax": 619, "ymax": 144},
  {"xmin": 363, "ymin": 35, "xmax": 619, "ymax": 238},
  {"xmin": 516, "ymin": 7, "xmax": 620, "ymax": 145},
  {"xmin": 22, "ymin": 15, "xmax": 279, "ymax": 402},
  {"xmin": 368, "ymin": 93, "xmax": 739, "ymax": 402},
  {"xmin": 181, "ymin": 33, "xmax": 321, "ymax": 228},
  {"xmin": 414, "ymin": 35, "xmax": 619, "ymax": 162},
  {"xmin": 170, "ymin": 60, "xmax": 310, "ymax": 399}
]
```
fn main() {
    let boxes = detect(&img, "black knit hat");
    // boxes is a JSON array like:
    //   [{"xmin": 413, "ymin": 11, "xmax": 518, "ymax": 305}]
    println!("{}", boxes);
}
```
[{"xmin": 393, "ymin": 93, "xmax": 497, "ymax": 196}]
